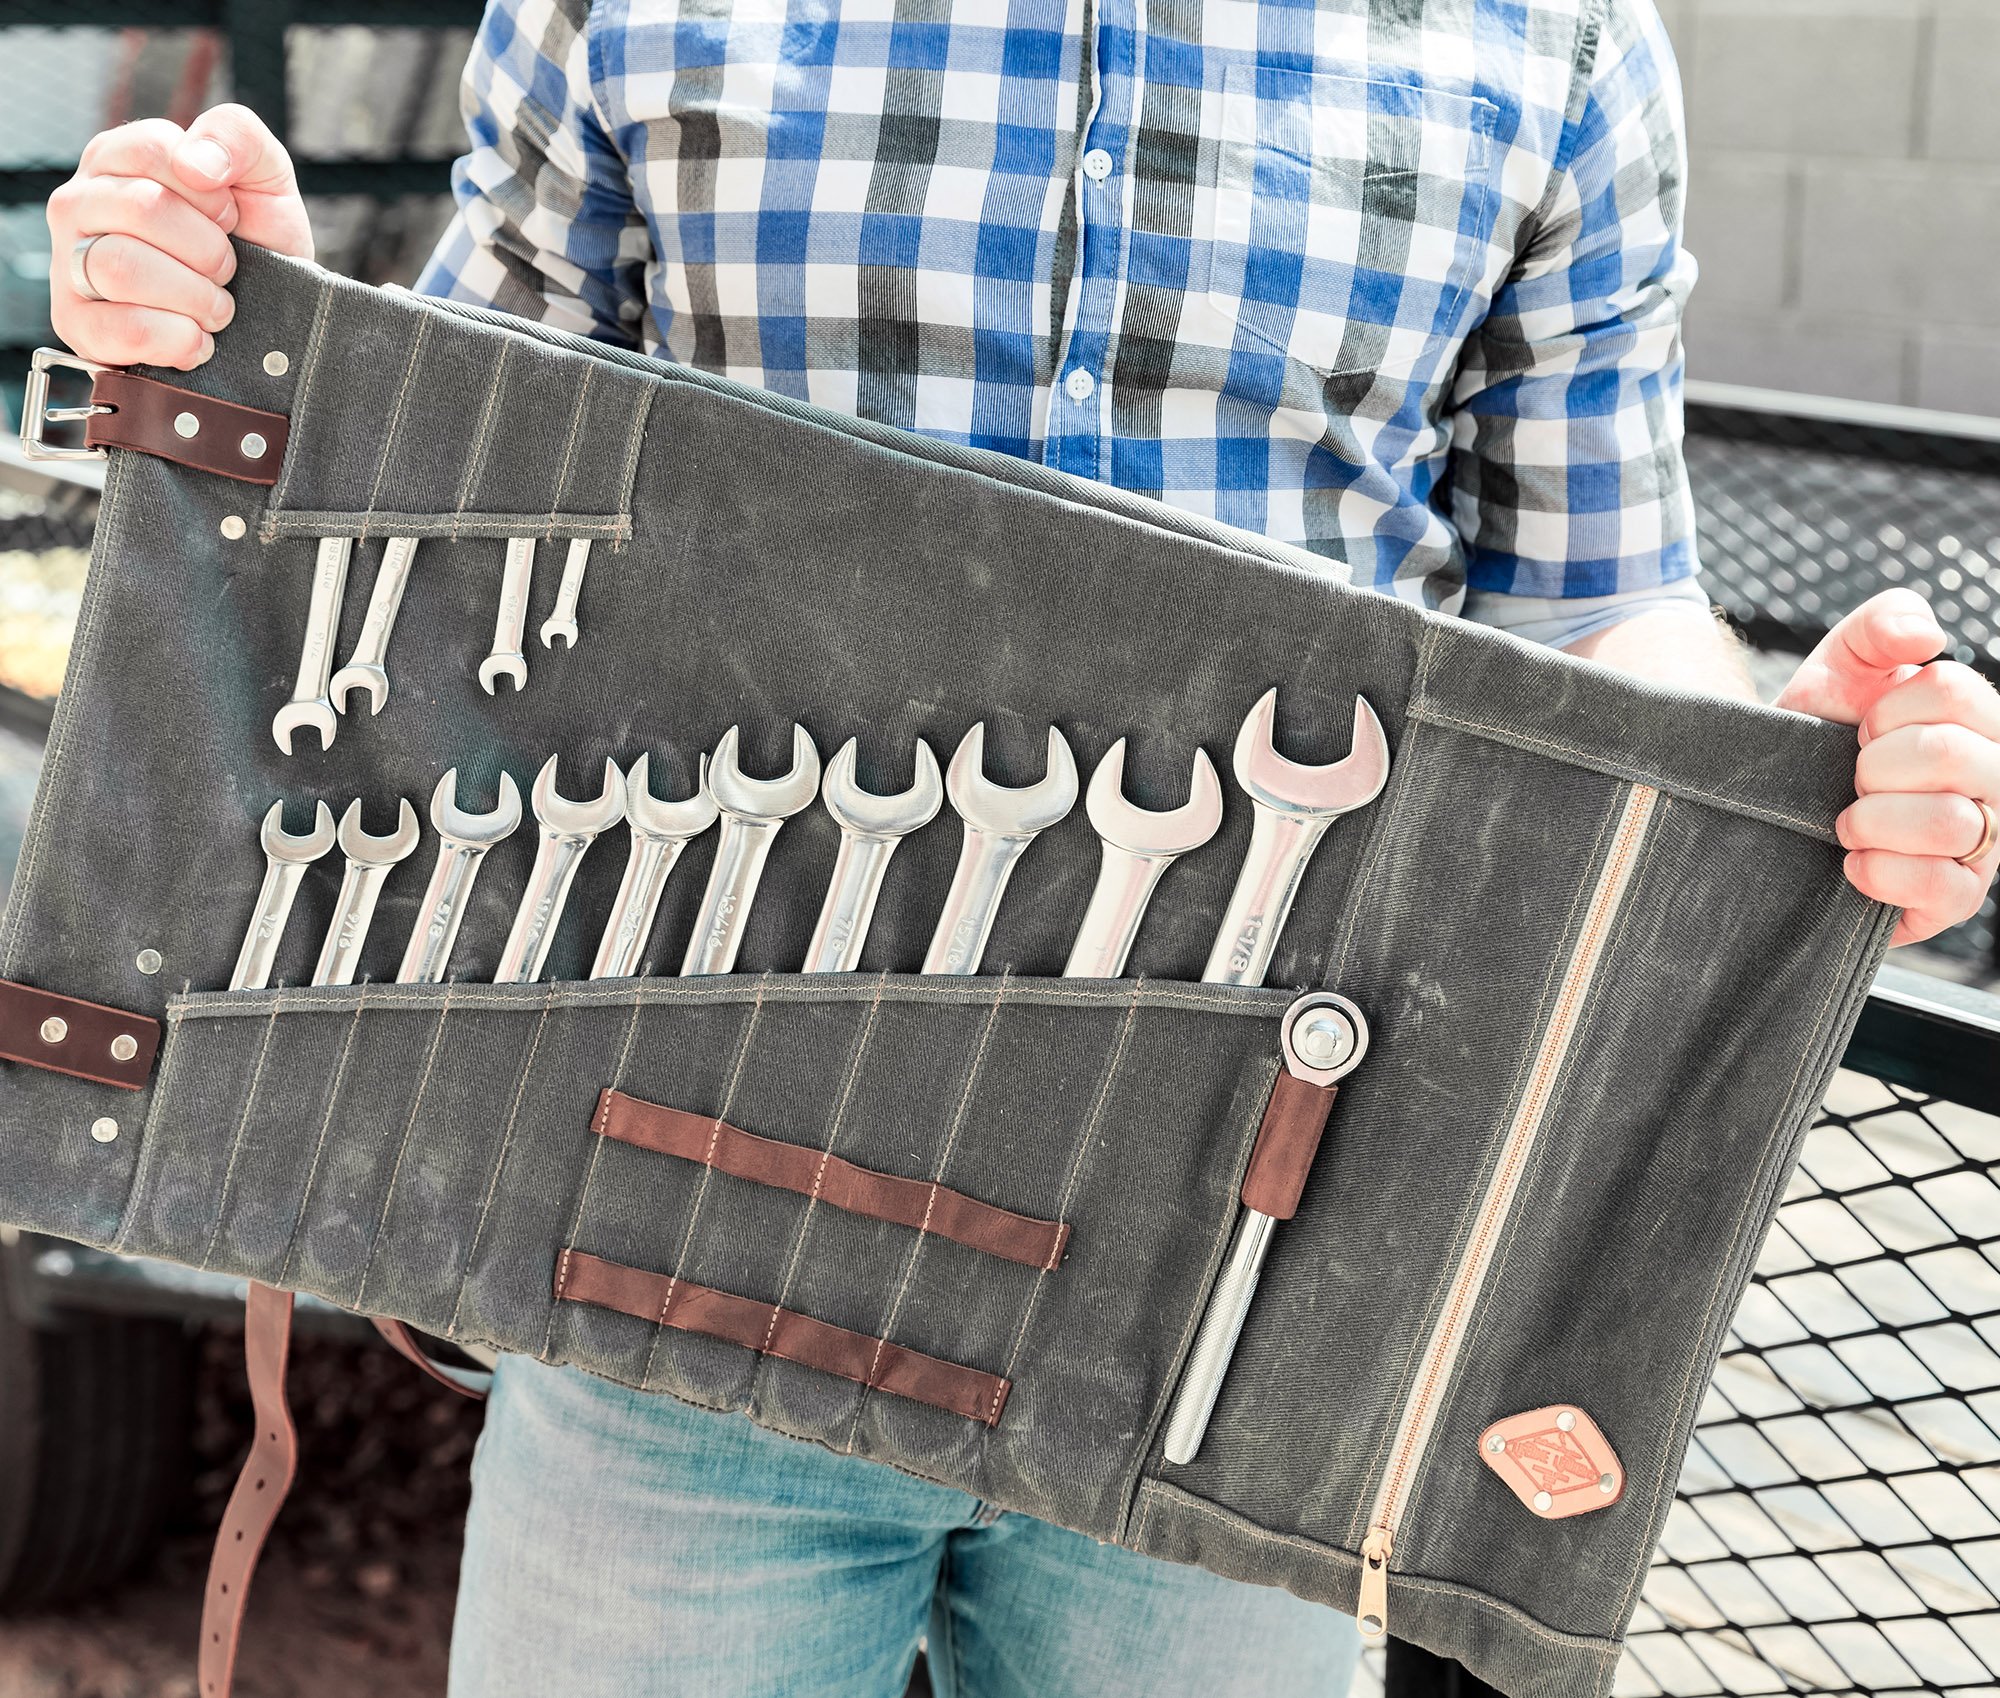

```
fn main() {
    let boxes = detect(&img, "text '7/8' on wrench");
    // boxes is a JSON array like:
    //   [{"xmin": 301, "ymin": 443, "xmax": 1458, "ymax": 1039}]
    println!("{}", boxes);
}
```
[{"xmin": 1161, "ymin": 688, "xmax": 1390, "ymax": 1465}]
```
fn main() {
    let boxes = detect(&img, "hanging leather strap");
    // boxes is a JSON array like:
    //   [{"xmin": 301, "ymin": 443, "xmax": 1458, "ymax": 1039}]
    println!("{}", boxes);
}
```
[{"xmin": 84, "ymin": 369, "xmax": 289, "ymax": 485}]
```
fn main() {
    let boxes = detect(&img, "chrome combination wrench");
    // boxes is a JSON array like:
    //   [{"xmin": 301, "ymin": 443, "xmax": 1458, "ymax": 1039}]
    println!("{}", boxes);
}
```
[
  {"xmin": 495, "ymin": 756, "xmax": 627, "ymax": 983},
  {"xmin": 398, "ymin": 769, "xmax": 523, "ymax": 985},
  {"xmin": 231, "ymin": 800, "xmax": 337, "ymax": 990},
  {"xmin": 683, "ymin": 725, "xmax": 821, "ymax": 976},
  {"xmin": 540, "ymin": 539, "xmax": 592, "ymax": 649},
  {"xmin": 272, "ymin": 537, "xmax": 353, "ymax": 754},
  {"xmin": 313, "ymin": 798, "xmax": 422, "ymax": 986},
  {"xmin": 803, "ymin": 737, "xmax": 942, "ymax": 972},
  {"xmin": 479, "ymin": 537, "xmax": 535, "ymax": 695},
  {"xmin": 331, "ymin": 536, "xmax": 421, "ymax": 717},
  {"xmin": 591, "ymin": 752, "xmax": 718, "ymax": 979}
]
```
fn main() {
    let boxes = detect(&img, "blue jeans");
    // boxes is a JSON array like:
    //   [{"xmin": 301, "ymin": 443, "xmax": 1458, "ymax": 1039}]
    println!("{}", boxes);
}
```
[{"xmin": 449, "ymin": 1357, "xmax": 1362, "ymax": 1697}]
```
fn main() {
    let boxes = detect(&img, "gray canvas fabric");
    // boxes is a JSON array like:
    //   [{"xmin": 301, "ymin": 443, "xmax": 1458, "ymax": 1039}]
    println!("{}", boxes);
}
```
[{"xmin": 0, "ymin": 243, "xmax": 1893, "ymax": 1698}]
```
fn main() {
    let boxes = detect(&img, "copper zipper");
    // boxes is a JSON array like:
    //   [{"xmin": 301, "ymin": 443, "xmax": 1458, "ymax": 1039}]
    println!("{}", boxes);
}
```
[{"xmin": 1355, "ymin": 782, "xmax": 1660, "ymax": 1643}]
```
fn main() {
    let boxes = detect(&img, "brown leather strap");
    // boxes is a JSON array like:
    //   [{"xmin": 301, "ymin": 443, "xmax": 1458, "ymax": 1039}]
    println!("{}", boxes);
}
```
[
  {"xmin": 371, "ymin": 1316, "xmax": 492, "ymax": 1399},
  {"xmin": 0, "ymin": 977, "xmax": 159, "ymax": 1089},
  {"xmin": 1239, "ymin": 1073, "xmax": 1339, "ymax": 1219},
  {"xmin": 595, "ymin": 1088, "xmax": 1070, "ymax": 1271},
  {"xmin": 85, "ymin": 369, "xmax": 289, "ymax": 485},
  {"xmin": 556, "ymin": 1248, "xmax": 1013, "ymax": 1426}
]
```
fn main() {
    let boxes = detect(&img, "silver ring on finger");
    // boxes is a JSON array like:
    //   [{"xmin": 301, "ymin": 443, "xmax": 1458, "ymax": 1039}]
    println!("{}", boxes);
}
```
[
  {"xmin": 69, "ymin": 234, "xmax": 108, "ymax": 303},
  {"xmin": 1959, "ymin": 797, "xmax": 1999, "ymax": 869}
]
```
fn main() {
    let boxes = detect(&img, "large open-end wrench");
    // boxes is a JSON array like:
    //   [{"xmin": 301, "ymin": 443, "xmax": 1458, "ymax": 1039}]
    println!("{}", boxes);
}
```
[
  {"xmin": 803, "ymin": 737, "xmax": 942, "ymax": 972},
  {"xmin": 590, "ymin": 752, "xmax": 718, "ymax": 980},
  {"xmin": 330, "ymin": 536, "xmax": 420, "ymax": 716},
  {"xmin": 397, "ymin": 769, "xmax": 523, "ymax": 984},
  {"xmin": 1162, "ymin": 688, "xmax": 1391, "ymax": 1465},
  {"xmin": 272, "ymin": 537, "xmax": 352, "ymax": 753},
  {"xmin": 312, "ymin": 798, "xmax": 422, "ymax": 986},
  {"xmin": 921, "ymin": 724, "xmax": 1078, "ymax": 975},
  {"xmin": 232, "ymin": 800, "xmax": 337, "ymax": 990},
  {"xmin": 1062, "ymin": 740, "xmax": 1222, "ymax": 979},
  {"xmin": 479, "ymin": 537, "xmax": 534, "ymax": 694},
  {"xmin": 494, "ymin": 755, "xmax": 627, "ymax": 983},
  {"xmin": 682, "ymin": 725, "xmax": 821, "ymax": 976},
  {"xmin": 540, "ymin": 539, "xmax": 591, "ymax": 649}
]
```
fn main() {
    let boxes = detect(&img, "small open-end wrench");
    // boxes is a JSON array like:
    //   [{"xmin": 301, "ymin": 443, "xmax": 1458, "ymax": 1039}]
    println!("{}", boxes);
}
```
[
  {"xmin": 479, "ymin": 537, "xmax": 534, "ymax": 694},
  {"xmin": 330, "ymin": 535, "xmax": 421, "ymax": 716},
  {"xmin": 1162, "ymin": 688, "xmax": 1391, "ymax": 1464},
  {"xmin": 1062, "ymin": 739, "xmax": 1223, "ymax": 979},
  {"xmin": 312, "ymin": 798, "xmax": 422, "ymax": 986},
  {"xmin": 232, "ymin": 800, "xmax": 337, "ymax": 990},
  {"xmin": 540, "ymin": 539, "xmax": 591, "ymax": 649},
  {"xmin": 803, "ymin": 736, "xmax": 942, "ymax": 972},
  {"xmin": 397, "ymin": 769, "xmax": 523, "ymax": 984},
  {"xmin": 494, "ymin": 755, "xmax": 627, "ymax": 983},
  {"xmin": 272, "ymin": 537, "xmax": 353, "ymax": 754},
  {"xmin": 921, "ymin": 724, "xmax": 1078, "ymax": 975},
  {"xmin": 590, "ymin": 752, "xmax": 718, "ymax": 980},
  {"xmin": 682, "ymin": 725, "xmax": 821, "ymax": 976}
]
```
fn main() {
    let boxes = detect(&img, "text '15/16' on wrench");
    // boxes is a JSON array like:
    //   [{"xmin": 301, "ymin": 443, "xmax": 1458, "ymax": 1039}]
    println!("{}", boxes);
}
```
[
  {"xmin": 479, "ymin": 537, "xmax": 535, "ymax": 695},
  {"xmin": 1161, "ymin": 688, "xmax": 1391, "ymax": 1466},
  {"xmin": 494, "ymin": 756, "xmax": 627, "ymax": 984},
  {"xmin": 590, "ymin": 752, "xmax": 718, "ymax": 980},
  {"xmin": 1062, "ymin": 739, "xmax": 1222, "ymax": 980},
  {"xmin": 397, "ymin": 769, "xmax": 523, "ymax": 985},
  {"xmin": 802, "ymin": 737, "xmax": 943, "ymax": 973},
  {"xmin": 921, "ymin": 725, "xmax": 1077, "ymax": 976},
  {"xmin": 540, "ymin": 539, "xmax": 591, "ymax": 649},
  {"xmin": 312, "ymin": 798, "xmax": 421, "ymax": 987},
  {"xmin": 682, "ymin": 725, "xmax": 821, "ymax": 977},
  {"xmin": 232, "ymin": 801, "xmax": 337, "ymax": 991},
  {"xmin": 272, "ymin": 536, "xmax": 352, "ymax": 754},
  {"xmin": 330, "ymin": 535, "xmax": 420, "ymax": 717}
]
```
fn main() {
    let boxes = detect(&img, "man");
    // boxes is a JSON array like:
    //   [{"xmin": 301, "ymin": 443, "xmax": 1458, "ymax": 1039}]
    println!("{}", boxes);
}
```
[{"xmin": 46, "ymin": 1, "xmax": 2000, "ymax": 1692}]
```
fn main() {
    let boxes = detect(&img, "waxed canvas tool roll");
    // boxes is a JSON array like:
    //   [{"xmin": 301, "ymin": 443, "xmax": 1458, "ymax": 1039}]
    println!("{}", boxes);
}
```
[{"xmin": 0, "ymin": 244, "xmax": 1895, "ymax": 1698}]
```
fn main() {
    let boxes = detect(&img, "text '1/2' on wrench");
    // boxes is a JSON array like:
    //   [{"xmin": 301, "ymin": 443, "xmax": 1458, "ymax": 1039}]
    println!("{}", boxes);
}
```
[
  {"xmin": 494, "ymin": 755, "xmax": 627, "ymax": 984},
  {"xmin": 313, "ymin": 798, "xmax": 421, "ymax": 987},
  {"xmin": 802, "ymin": 737, "xmax": 942, "ymax": 973},
  {"xmin": 682, "ymin": 725, "xmax": 821, "ymax": 976},
  {"xmin": 397, "ymin": 768, "xmax": 523, "ymax": 985},
  {"xmin": 232, "ymin": 800, "xmax": 337, "ymax": 990},
  {"xmin": 591, "ymin": 752, "xmax": 718, "ymax": 980},
  {"xmin": 1161, "ymin": 688, "xmax": 1390, "ymax": 1465}
]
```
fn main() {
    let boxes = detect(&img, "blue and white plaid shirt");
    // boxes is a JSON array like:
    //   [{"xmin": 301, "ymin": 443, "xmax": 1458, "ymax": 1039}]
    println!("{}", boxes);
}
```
[{"xmin": 417, "ymin": 0, "xmax": 1709, "ymax": 643}]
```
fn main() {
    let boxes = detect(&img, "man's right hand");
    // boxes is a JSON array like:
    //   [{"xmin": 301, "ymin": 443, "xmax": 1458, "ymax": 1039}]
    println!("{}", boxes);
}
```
[{"xmin": 47, "ymin": 104, "xmax": 313, "ymax": 372}]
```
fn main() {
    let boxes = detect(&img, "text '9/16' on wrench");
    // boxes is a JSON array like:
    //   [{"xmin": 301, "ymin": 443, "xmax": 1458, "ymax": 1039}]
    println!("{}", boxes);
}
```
[
  {"xmin": 591, "ymin": 752, "xmax": 718, "ymax": 980},
  {"xmin": 802, "ymin": 737, "xmax": 943, "ymax": 973},
  {"xmin": 1162, "ymin": 688, "xmax": 1391, "ymax": 1465},
  {"xmin": 313, "ymin": 798, "xmax": 421, "ymax": 987},
  {"xmin": 232, "ymin": 801, "xmax": 337, "ymax": 991},
  {"xmin": 494, "ymin": 756, "xmax": 627, "ymax": 984},
  {"xmin": 272, "ymin": 537, "xmax": 352, "ymax": 754},
  {"xmin": 683, "ymin": 725, "xmax": 821, "ymax": 977},
  {"xmin": 397, "ymin": 768, "xmax": 523, "ymax": 985},
  {"xmin": 330, "ymin": 535, "xmax": 421, "ymax": 717},
  {"xmin": 922, "ymin": 725, "xmax": 1077, "ymax": 976}
]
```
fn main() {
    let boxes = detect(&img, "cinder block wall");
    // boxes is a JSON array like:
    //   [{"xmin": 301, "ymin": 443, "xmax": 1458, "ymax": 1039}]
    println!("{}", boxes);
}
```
[{"xmin": 1660, "ymin": 0, "xmax": 2000, "ymax": 417}]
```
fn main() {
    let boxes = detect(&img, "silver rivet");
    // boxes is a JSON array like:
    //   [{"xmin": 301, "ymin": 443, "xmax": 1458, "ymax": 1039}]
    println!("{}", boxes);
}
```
[
  {"xmin": 39, "ymin": 1016, "xmax": 66, "ymax": 1043},
  {"xmin": 1532, "ymin": 1491, "xmax": 1553, "ymax": 1512},
  {"xmin": 240, "ymin": 432, "xmax": 267, "ymax": 460},
  {"xmin": 110, "ymin": 1034, "xmax": 138, "ymax": 1062},
  {"xmin": 173, "ymin": 411, "xmax": 200, "ymax": 439},
  {"xmin": 135, "ymin": 948, "xmax": 163, "ymax": 974},
  {"xmin": 1556, "ymin": 1410, "xmax": 1576, "ymax": 1432},
  {"xmin": 1486, "ymin": 1435, "xmax": 1506, "ymax": 1453},
  {"xmin": 263, "ymin": 350, "xmax": 289, "ymax": 376},
  {"xmin": 90, "ymin": 1117, "xmax": 118, "ymax": 1144},
  {"xmin": 219, "ymin": 515, "xmax": 246, "ymax": 541},
  {"xmin": 1599, "ymin": 1473, "xmax": 1616, "ymax": 1494}
]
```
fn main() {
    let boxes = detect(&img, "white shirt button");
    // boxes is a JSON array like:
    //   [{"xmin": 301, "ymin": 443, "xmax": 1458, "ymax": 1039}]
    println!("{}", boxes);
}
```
[
  {"xmin": 1082, "ymin": 148, "xmax": 1114, "ymax": 182},
  {"xmin": 1064, "ymin": 368, "xmax": 1095, "ymax": 402}
]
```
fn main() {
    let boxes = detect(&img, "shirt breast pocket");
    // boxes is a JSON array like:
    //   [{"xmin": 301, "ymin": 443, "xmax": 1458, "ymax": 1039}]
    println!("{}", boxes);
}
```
[{"xmin": 1197, "ymin": 63, "xmax": 1500, "ymax": 379}]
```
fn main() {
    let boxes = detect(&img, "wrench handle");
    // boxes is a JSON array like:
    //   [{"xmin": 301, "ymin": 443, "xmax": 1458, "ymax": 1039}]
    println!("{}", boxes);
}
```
[
  {"xmin": 552, "ymin": 539, "xmax": 591, "ymax": 621},
  {"xmin": 803, "ymin": 832, "xmax": 896, "ymax": 973},
  {"xmin": 682, "ymin": 817, "xmax": 783, "ymax": 976},
  {"xmin": 232, "ymin": 860, "xmax": 310, "ymax": 992},
  {"xmin": 1161, "ymin": 1209, "xmax": 1276, "ymax": 1463},
  {"xmin": 921, "ymin": 829, "xmax": 1032, "ymax": 976},
  {"xmin": 591, "ymin": 834, "xmax": 688, "ymax": 980},
  {"xmin": 314, "ymin": 862, "xmax": 392, "ymax": 987},
  {"xmin": 1063, "ymin": 844, "xmax": 1171, "ymax": 980},
  {"xmin": 1201, "ymin": 808, "xmax": 1334, "ymax": 987},
  {"xmin": 292, "ymin": 536, "xmax": 352, "ymax": 698},
  {"xmin": 496, "ymin": 832, "xmax": 590, "ymax": 984},
  {"xmin": 351, "ymin": 535, "xmax": 419, "ymax": 666},
  {"xmin": 492, "ymin": 537, "xmax": 534, "ymax": 651},
  {"xmin": 399, "ymin": 842, "xmax": 483, "ymax": 985}
]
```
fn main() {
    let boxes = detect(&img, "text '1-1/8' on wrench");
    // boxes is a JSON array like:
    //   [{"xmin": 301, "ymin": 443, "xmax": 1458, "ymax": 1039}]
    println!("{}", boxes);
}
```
[
  {"xmin": 682, "ymin": 725, "xmax": 821, "ymax": 977},
  {"xmin": 1161, "ymin": 688, "xmax": 1390, "ymax": 1465},
  {"xmin": 803, "ymin": 737, "xmax": 942, "ymax": 973},
  {"xmin": 397, "ymin": 769, "xmax": 522, "ymax": 985},
  {"xmin": 591, "ymin": 753, "xmax": 718, "ymax": 980}
]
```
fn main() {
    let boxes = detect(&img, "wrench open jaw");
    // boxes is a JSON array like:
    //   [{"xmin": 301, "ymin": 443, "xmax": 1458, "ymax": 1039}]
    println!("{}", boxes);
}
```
[
  {"xmin": 590, "ymin": 752, "xmax": 719, "ymax": 980},
  {"xmin": 313, "ymin": 797, "xmax": 422, "ymax": 986},
  {"xmin": 495, "ymin": 755, "xmax": 629, "ymax": 984},
  {"xmin": 398, "ymin": 769, "xmax": 524, "ymax": 985},
  {"xmin": 682, "ymin": 725, "xmax": 822, "ymax": 976},
  {"xmin": 802, "ymin": 736, "xmax": 943, "ymax": 973},
  {"xmin": 231, "ymin": 800, "xmax": 338, "ymax": 991},
  {"xmin": 261, "ymin": 798, "xmax": 338, "ymax": 864},
  {"xmin": 1232, "ymin": 687, "xmax": 1390, "ymax": 819}
]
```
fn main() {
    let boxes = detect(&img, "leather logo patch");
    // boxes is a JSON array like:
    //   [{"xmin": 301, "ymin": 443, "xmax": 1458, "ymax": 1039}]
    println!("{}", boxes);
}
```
[{"xmin": 1477, "ymin": 1405, "xmax": 1624, "ymax": 1519}]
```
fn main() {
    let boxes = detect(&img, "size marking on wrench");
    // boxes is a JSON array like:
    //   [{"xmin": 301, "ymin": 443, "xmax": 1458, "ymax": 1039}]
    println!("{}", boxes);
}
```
[
  {"xmin": 683, "ymin": 725, "xmax": 821, "ymax": 976},
  {"xmin": 232, "ymin": 801, "xmax": 337, "ymax": 990},
  {"xmin": 1063, "ymin": 739, "xmax": 1222, "ymax": 980},
  {"xmin": 313, "ymin": 798, "xmax": 422, "ymax": 987},
  {"xmin": 330, "ymin": 535, "xmax": 420, "ymax": 716},
  {"xmin": 540, "ymin": 539, "xmax": 592, "ymax": 649},
  {"xmin": 479, "ymin": 537, "xmax": 535, "ymax": 694},
  {"xmin": 803, "ymin": 737, "xmax": 942, "ymax": 973},
  {"xmin": 398, "ymin": 769, "xmax": 523, "ymax": 985},
  {"xmin": 591, "ymin": 752, "xmax": 718, "ymax": 980},
  {"xmin": 495, "ymin": 756, "xmax": 627, "ymax": 983},
  {"xmin": 921, "ymin": 724, "xmax": 1077, "ymax": 976},
  {"xmin": 272, "ymin": 536, "xmax": 353, "ymax": 753}
]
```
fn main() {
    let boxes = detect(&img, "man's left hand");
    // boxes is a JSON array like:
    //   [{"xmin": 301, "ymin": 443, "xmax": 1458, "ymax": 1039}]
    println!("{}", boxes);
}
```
[{"xmin": 1774, "ymin": 589, "xmax": 2000, "ymax": 945}]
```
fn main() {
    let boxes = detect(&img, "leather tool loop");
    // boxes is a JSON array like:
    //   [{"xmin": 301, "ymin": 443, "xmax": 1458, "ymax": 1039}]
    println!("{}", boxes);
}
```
[
  {"xmin": 84, "ymin": 369, "xmax": 289, "ymax": 485},
  {"xmin": 0, "ymin": 978, "xmax": 158, "ymax": 1089},
  {"xmin": 1239, "ymin": 1070, "xmax": 1338, "ymax": 1220}
]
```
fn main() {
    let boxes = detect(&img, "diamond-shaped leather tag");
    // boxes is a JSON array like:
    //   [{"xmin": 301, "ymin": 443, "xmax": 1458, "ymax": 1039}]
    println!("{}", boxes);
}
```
[{"xmin": 1477, "ymin": 1405, "xmax": 1624, "ymax": 1519}]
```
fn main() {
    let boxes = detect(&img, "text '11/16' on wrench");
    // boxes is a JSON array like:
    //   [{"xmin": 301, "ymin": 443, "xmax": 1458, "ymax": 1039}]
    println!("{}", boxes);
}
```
[
  {"xmin": 494, "ymin": 756, "xmax": 627, "ymax": 984},
  {"xmin": 683, "ymin": 726, "xmax": 821, "ymax": 976},
  {"xmin": 272, "ymin": 537, "xmax": 352, "ymax": 754},
  {"xmin": 397, "ymin": 769, "xmax": 523, "ymax": 985},
  {"xmin": 1161, "ymin": 688, "xmax": 1391, "ymax": 1465},
  {"xmin": 313, "ymin": 799, "xmax": 421, "ymax": 987},
  {"xmin": 591, "ymin": 752, "xmax": 718, "ymax": 980},
  {"xmin": 232, "ymin": 801, "xmax": 337, "ymax": 991},
  {"xmin": 802, "ymin": 737, "xmax": 942, "ymax": 973}
]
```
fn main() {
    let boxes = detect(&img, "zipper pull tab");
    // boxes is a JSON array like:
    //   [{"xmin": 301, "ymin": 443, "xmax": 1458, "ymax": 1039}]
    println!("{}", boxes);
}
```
[{"xmin": 1357, "ymin": 1525, "xmax": 1392, "ymax": 1644}]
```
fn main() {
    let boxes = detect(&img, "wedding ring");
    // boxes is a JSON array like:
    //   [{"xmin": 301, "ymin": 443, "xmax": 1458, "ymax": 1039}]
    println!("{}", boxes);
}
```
[
  {"xmin": 1960, "ymin": 798, "xmax": 1999, "ymax": 868},
  {"xmin": 69, "ymin": 234, "xmax": 108, "ymax": 303}
]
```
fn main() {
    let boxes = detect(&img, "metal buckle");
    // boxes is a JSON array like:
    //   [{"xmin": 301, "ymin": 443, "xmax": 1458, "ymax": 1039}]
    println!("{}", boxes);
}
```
[{"xmin": 19, "ymin": 348, "xmax": 111, "ymax": 464}]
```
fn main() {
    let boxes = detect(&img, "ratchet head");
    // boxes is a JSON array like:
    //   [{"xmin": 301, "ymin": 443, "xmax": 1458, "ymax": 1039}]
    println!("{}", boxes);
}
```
[
  {"xmin": 1232, "ymin": 689, "xmax": 1390, "ymax": 820},
  {"xmin": 530, "ymin": 754, "xmax": 628, "ymax": 836},
  {"xmin": 626, "ymin": 752, "xmax": 720, "ymax": 841},
  {"xmin": 335, "ymin": 796, "xmax": 421, "ymax": 866},
  {"xmin": 707, "ymin": 724, "xmax": 822, "ymax": 822},
  {"xmin": 259, "ymin": 798, "xmax": 338, "ymax": 863},
  {"xmin": 822, "ymin": 737, "xmax": 943, "ymax": 840},
  {"xmin": 1085, "ymin": 740, "xmax": 1224, "ymax": 858},
  {"xmin": 945, "ymin": 723, "xmax": 1078, "ymax": 837},
  {"xmin": 430, "ymin": 767, "xmax": 524, "ymax": 849}
]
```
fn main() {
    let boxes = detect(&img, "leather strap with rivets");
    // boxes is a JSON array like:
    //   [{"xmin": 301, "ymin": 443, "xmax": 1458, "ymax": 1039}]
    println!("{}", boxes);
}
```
[
  {"xmin": 0, "ymin": 977, "xmax": 158, "ymax": 1089},
  {"xmin": 83, "ymin": 369, "xmax": 289, "ymax": 485}
]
